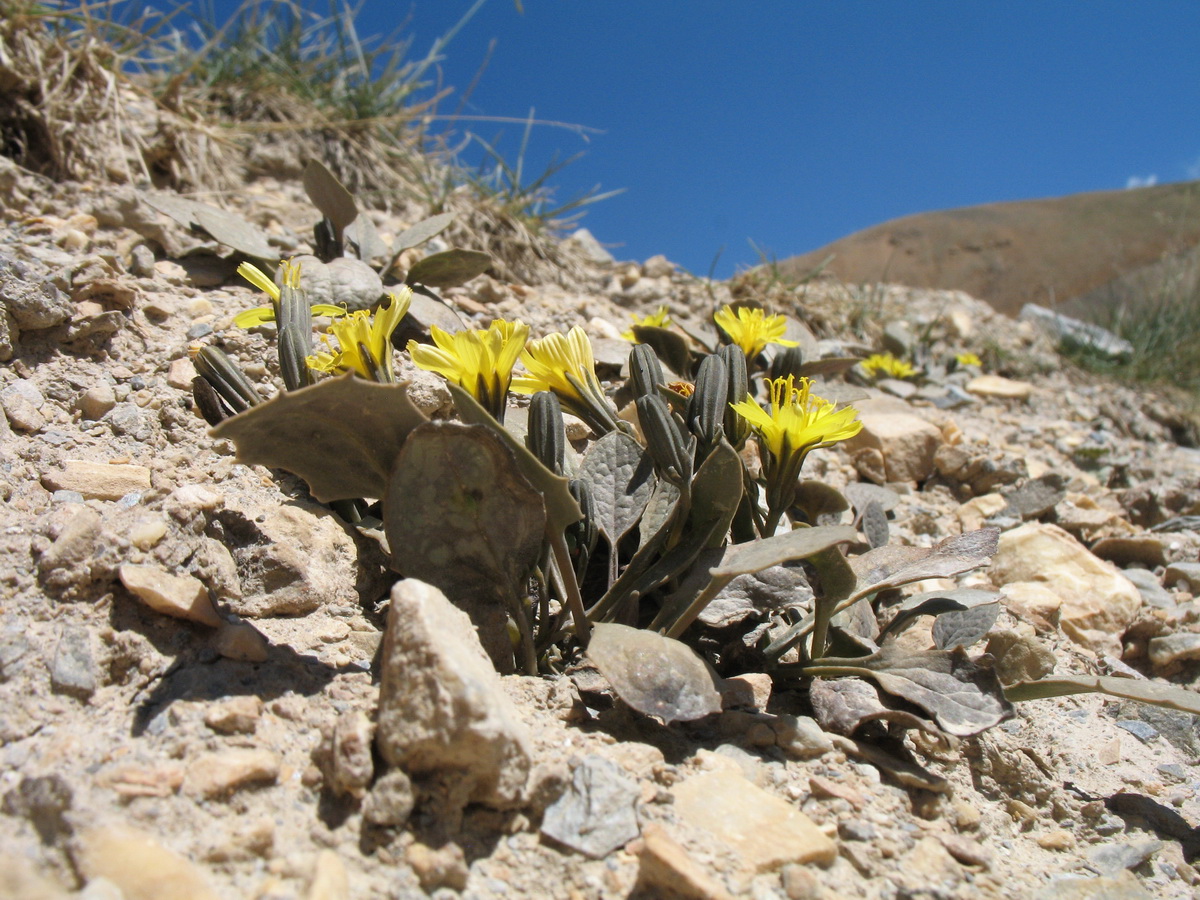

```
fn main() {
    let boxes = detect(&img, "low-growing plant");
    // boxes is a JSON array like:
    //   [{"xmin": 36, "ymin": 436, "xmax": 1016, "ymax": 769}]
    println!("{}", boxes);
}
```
[{"xmin": 192, "ymin": 168, "xmax": 1200, "ymax": 769}]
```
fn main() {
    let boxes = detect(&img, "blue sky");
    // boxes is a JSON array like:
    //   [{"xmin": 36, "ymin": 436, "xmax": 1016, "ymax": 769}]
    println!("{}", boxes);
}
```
[{"xmin": 197, "ymin": 1, "xmax": 1200, "ymax": 279}]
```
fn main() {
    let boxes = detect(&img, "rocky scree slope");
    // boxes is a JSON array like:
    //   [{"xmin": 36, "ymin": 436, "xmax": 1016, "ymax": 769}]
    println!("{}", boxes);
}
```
[{"xmin": 0, "ymin": 159, "xmax": 1199, "ymax": 900}]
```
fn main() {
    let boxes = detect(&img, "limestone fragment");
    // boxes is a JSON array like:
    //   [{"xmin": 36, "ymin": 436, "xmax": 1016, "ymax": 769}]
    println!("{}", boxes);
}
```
[
  {"xmin": 118, "ymin": 564, "xmax": 222, "ymax": 627},
  {"xmin": 181, "ymin": 748, "xmax": 280, "ymax": 799},
  {"xmin": 42, "ymin": 461, "xmax": 151, "ymax": 501},
  {"xmin": 76, "ymin": 824, "xmax": 221, "ymax": 900},
  {"xmin": 991, "ymin": 522, "xmax": 1142, "ymax": 654},
  {"xmin": 375, "ymin": 579, "xmax": 533, "ymax": 808},
  {"xmin": 633, "ymin": 822, "xmax": 735, "ymax": 900},
  {"xmin": 966, "ymin": 374, "xmax": 1034, "ymax": 401},
  {"xmin": 843, "ymin": 400, "xmax": 943, "ymax": 483},
  {"xmin": 540, "ymin": 755, "xmax": 640, "ymax": 858},
  {"xmin": 671, "ymin": 767, "xmax": 837, "ymax": 872}
]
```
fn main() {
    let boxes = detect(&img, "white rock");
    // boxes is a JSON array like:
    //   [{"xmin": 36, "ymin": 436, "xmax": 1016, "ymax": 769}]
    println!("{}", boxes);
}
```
[
  {"xmin": 967, "ymin": 374, "xmax": 1034, "ymax": 401},
  {"xmin": 375, "ymin": 579, "xmax": 533, "ymax": 809},
  {"xmin": 990, "ymin": 523, "xmax": 1141, "ymax": 654}
]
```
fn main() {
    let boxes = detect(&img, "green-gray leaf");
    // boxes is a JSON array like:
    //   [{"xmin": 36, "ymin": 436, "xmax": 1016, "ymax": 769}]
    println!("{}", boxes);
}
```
[
  {"xmin": 711, "ymin": 525, "xmax": 858, "ymax": 578},
  {"xmin": 383, "ymin": 422, "xmax": 545, "ymax": 604},
  {"xmin": 877, "ymin": 588, "xmax": 1002, "ymax": 646},
  {"xmin": 406, "ymin": 249, "xmax": 493, "ymax": 288},
  {"xmin": 1004, "ymin": 674, "xmax": 1200, "ymax": 716},
  {"xmin": 580, "ymin": 431, "xmax": 656, "ymax": 548},
  {"xmin": 193, "ymin": 205, "xmax": 278, "ymax": 261},
  {"xmin": 393, "ymin": 212, "xmax": 456, "ymax": 253},
  {"xmin": 447, "ymin": 383, "xmax": 582, "ymax": 535},
  {"xmin": 587, "ymin": 623, "xmax": 722, "ymax": 724},
  {"xmin": 849, "ymin": 528, "xmax": 999, "ymax": 601},
  {"xmin": 302, "ymin": 159, "xmax": 357, "ymax": 241},
  {"xmin": 812, "ymin": 645, "xmax": 1013, "ymax": 737},
  {"xmin": 210, "ymin": 375, "xmax": 427, "ymax": 502}
]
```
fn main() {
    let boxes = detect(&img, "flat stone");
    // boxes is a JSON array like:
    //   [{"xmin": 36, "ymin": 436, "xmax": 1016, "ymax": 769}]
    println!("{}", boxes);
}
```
[
  {"xmin": 967, "ymin": 374, "xmax": 1034, "ymax": 401},
  {"xmin": 1115, "ymin": 720, "xmax": 1159, "ymax": 743},
  {"xmin": 1087, "ymin": 840, "xmax": 1163, "ymax": 877},
  {"xmin": 633, "ymin": 822, "xmax": 736, "ymax": 900},
  {"xmin": 375, "ymin": 579, "xmax": 533, "ymax": 809},
  {"xmin": 182, "ymin": 748, "xmax": 279, "ymax": 799},
  {"xmin": 1119, "ymin": 568, "xmax": 1175, "ymax": 610},
  {"xmin": 671, "ymin": 767, "xmax": 837, "ymax": 872},
  {"xmin": 166, "ymin": 357, "xmax": 196, "ymax": 391},
  {"xmin": 1164, "ymin": 561, "xmax": 1200, "ymax": 592},
  {"xmin": 77, "ymin": 824, "xmax": 222, "ymax": 900},
  {"xmin": 1148, "ymin": 633, "xmax": 1200, "ymax": 667},
  {"xmin": 118, "ymin": 564, "xmax": 222, "ymax": 627},
  {"xmin": 991, "ymin": 523, "xmax": 1142, "ymax": 654},
  {"xmin": 1032, "ymin": 871, "xmax": 1154, "ymax": 900},
  {"xmin": 1020, "ymin": 304, "xmax": 1133, "ymax": 361},
  {"xmin": 541, "ymin": 754, "xmax": 640, "ymax": 859},
  {"xmin": 1091, "ymin": 536, "xmax": 1165, "ymax": 568},
  {"xmin": 42, "ymin": 461, "xmax": 151, "ymax": 501},
  {"xmin": 772, "ymin": 714, "xmax": 834, "ymax": 759},
  {"xmin": 51, "ymin": 624, "xmax": 97, "ymax": 698}
]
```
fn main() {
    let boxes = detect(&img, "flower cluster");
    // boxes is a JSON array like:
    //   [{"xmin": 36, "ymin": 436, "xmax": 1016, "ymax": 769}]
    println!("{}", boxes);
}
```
[{"xmin": 861, "ymin": 352, "xmax": 917, "ymax": 380}]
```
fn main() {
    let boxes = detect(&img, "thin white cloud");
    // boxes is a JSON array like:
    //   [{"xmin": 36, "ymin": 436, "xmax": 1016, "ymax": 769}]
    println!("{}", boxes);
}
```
[{"xmin": 1126, "ymin": 174, "xmax": 1158, "ymax": 189}]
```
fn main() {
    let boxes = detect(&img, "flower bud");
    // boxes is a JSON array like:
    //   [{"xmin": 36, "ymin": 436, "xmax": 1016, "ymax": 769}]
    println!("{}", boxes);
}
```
[{"xmin": 526, "ymin": 391, "xmax": 566, "ymax": 475}]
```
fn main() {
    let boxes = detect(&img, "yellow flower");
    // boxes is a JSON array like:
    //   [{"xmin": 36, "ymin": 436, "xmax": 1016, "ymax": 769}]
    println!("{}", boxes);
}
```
[
  {"xmin": 307, "ymin": 288, "xmax": 412, "ymax": 382},
  {"xmin": 621, "ymin": 305, "xmax": 672, "ymax": 341},
  {"xmin": 511, "ymin": 326, "xmax": 620, "ymax": 434},
  {"xmin": 731, "ymin": 375, "xmax": 862, "ymax": 534},
  {"xmin": 955, "ymin": 352, "xmax": 982, "ymax": 368},
  {"xmin": 861, "ymin": 352, "xmax": 917, "ymax": 379},
  {"xmin": 232, "ymin": 260, "xmax": 346, "ymax": 327},
  {"xmin": 714, "ymin": 305, "xmax": 798, "ymax": 358},
  {"xmin": 407, "ymin": 319, "xmax": 530, "ymax": 421}
]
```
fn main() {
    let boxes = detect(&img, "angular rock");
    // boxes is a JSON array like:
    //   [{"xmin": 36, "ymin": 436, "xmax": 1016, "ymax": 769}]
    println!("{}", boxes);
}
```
[
  {"xmin": 671, "ymin": 767, "xmax": 837, "ymax": 872},
  {"xmin": 633, "ymin": 822, "xmax": 736, "ymax": 900},
  {"xmin": 991, "ymin": 523, "xmax": 1142, "ymax": 654},
  {"xmin": 541, "ymin": 755, "xmax": 640, "ymax": 859},
  {"xmin": 181, "ymin": 748, "xmax": 279, "ymax": 799},
  {"xmin": 986, "ymin": 628, "xmax": 1056, "ymax": 685},
  {"xmin": 375, "ymin": 579, "xmax": 533, "ymax": 809},
  {"xmin": 1164, "ymin": 561, "xmax": 1200, "ymax": 593},
  {"xmin": 1148, "ymin": 633, "xmax": 1200, "ymax": 668},
  {"xmin": 76, "ymin": 824, "xmax": 221, "ymax": 900},
  {"xmin": 844, "ymin": 400, "xmax": 943, "ymax": 483},
  {"xmin": 0, "ymin": 255, "xmax": 73, "ymax": 329},
  {"xmin": 35, "ymin": 507, "xmax": 105, "ymax": 597},
  {"xmin": 118, "ymin": 564, "xmax": 222, "ymax": 627},
  {"xmin": 203, "ymin": 696, "xmax": 262, "ymax": 735},
  {"xmin": 51, "ymin": 624, "xmax": 97, "ymax": 698},
  {"xmin": 223, "ymin": 500, "xmax": 377, "ymax": 617},
  {"xmin": 1120, "ymin": 568, "xmax": 1176, "ymax": 610},
  {"xmin": 211, "ymin": 620, "xmax": 269, "ymax": 661},
  {"xmin": 42, "ymin": 461, "xmax": 151, "ymax": 501}
]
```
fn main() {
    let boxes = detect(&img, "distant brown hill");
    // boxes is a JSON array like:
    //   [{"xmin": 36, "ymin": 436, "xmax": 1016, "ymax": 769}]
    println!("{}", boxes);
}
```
[{"xmin": 777, "ymin": 181, "xmax": 1200, "ymax": 318}]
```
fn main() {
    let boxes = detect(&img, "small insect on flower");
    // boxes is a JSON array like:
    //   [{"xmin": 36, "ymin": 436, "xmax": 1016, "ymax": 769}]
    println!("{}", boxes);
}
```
[
  {"xmin": 407, "ymin": 319, "xmax": 530, "ymax": 422},
  {"xmin": 713, "ymin": 305, "xmax": 798, "ymax": 359},
  {"xmin": 511, "ymin": 326, "xmax": 621, "ymax": 434},
  {"xmin": 861, "ymin": 352, "xmax": 917, "ymax": 380},
  {"xmin": 621, "ymin": 306, "xmax": 672, "ymax": 342},
  {"xmin": 307, "ymin": 288, "xmax": 412, "ymax": 382},
  {"xmin": 232, "ymin": 260, "xmax": 347, "ymax": 327}
]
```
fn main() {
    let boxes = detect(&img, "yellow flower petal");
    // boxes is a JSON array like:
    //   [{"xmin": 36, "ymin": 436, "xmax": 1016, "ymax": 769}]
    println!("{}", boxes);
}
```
[
  {"xmin": 237, "ymin": 262, "xmax": 281, "ymax": 301},
  {"xmin": 861, "ymin": 353, "xmax": 917, "ymax": 379},
  {"xmin": 232, "ymin": 305, "xmax": 277, "ymax": 328},
  {"xmin": 714, "ymin": 305, "xmax": 799, "ymax": 358}
]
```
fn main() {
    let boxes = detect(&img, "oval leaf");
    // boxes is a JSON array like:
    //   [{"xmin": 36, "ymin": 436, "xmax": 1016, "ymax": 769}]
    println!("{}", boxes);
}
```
[
  {"xmin": 406, "ymin": 249, "xmax": 493, "ymax": 288},
  {"xmin": 384, "ymin": 422, "xmax": 546, "ymax": 604},
  {"xmin": 587, "ymin": 623, "xmax": 722, "ymax": 724},
  {"xmin": 302, "ymin": 159, "xmax": 357, "ymax": 238},
  {"xmin": 393, "ymin": 212, "xmax": 456, "ymax": 253},
  {"xmin": 210, "ymin": 375, "xmax": 428, "ymax": 502},
  {"xmin": 581, "ymin": 431, "xmax": 656, "ymax": 548},
  {"xmin": 849, "ymin": 528, "xmax": 1000, "ymax": 600},
  {"xmin": 193, "ymin": 204, "xmax": 279, "ymax": 261}
]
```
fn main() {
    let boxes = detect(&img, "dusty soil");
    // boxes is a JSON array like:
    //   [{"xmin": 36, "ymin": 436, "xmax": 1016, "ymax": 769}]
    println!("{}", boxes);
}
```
[{"xmin": 1, "ymin": 157, "xmax": 1199, "ymax": 900}]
